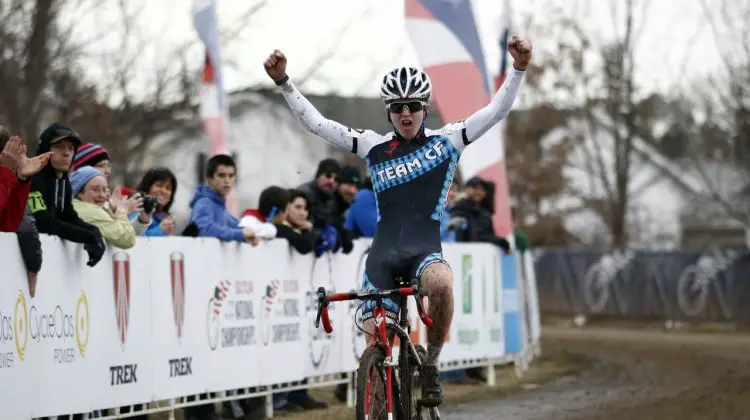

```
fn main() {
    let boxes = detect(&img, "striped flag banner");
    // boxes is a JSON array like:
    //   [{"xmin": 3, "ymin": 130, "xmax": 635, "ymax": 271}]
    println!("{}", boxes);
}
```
[
  {"xmin": 192, "ymin": 0, "xmax": 236, "ymax": 213},
  {"xmin": 405, "ymin": 0, "xmax": 514, "ymax": 236}
]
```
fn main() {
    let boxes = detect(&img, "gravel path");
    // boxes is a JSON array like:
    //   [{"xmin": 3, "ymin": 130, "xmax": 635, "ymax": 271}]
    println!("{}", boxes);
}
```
[{"xmin": 442, "ymin": 326, "xmax": 750, "ymax": 420}]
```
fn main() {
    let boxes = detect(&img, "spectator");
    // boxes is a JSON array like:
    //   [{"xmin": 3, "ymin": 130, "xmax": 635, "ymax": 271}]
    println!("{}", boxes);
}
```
[
  {"xmin": 450, "ymin": 176, "xmax": 510, "ymax": 252},
  {"xmin": 439, "ymin": 180, "xmax": 461, "ymax": 243},
  {"xmin": 334, "ymin": 165, "xmax": 361, "ymax": 219},
  {"xmin": 298, "ymin": 158, "xmax": 352, "ymax": 255},
  {"xmin": 71, "ymin": 167, "xmax": 136, "ymax": 249},
  {"xmin": 1, "ymin": 131, "xmax": 51, "ymax": 231},
  {"xmin": 298, "ymin": 158, "xmax": 340, "ymax": 228},
  {"xmin": 130, "ymin": 167, "xmax": 177, "ymax": 236},
  {"xmin": 240, "ymin": 186, "xmax": 320, "ymax": 254},
  {"xmin": 72, "ymin": 143, "xmax": 152, "ymax": 235},
  {"xmin": 0, "ymin": 129, "xmax": 49, "ymax": 298},
  {"xmin": 344, "ymin": 176, "xmax": 376, "ymax": 238},
  {"xmin": 28, "ymin": 123, "xmax": 106, "ymax": 268},
  {"xmin": 188, "ymin": 154, "xmax": 258, "ymax": 245}
]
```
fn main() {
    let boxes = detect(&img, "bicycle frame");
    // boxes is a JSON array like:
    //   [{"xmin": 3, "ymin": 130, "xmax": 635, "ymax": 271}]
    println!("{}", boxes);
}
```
[{"xmin": 314, "ymin": 281, "xmax": 433, "ymax": 419}]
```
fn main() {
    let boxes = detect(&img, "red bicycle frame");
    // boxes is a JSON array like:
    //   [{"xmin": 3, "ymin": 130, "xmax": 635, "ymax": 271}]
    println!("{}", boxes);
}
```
[{"xmin": 315, "ymin": 285, "xmax": 433, "ymax": 418}]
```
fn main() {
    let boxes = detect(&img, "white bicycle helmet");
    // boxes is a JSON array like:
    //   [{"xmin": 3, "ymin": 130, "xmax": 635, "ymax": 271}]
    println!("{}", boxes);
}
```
[{"xmin": 380, "ymin": 66, "xmax": 432, "ymax": 104}]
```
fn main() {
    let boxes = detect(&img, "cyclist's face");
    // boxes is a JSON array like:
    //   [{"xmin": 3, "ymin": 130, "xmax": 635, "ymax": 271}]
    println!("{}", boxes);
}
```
[{"xmin": 389, "ymin": 101, "xmax": 427, "ymax": 140}]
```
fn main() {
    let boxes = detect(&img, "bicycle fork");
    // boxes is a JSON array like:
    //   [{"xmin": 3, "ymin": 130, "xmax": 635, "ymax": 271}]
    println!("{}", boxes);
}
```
[{"xmin": 373, "ymin": 304, "xmax": 395, "ymax": 419}]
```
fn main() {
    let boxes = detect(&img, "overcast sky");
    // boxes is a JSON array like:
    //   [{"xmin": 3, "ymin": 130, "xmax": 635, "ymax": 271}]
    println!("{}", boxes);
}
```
[{"xmin": 69, "ymin": 0, "xmax": 718, "ymax": 99}]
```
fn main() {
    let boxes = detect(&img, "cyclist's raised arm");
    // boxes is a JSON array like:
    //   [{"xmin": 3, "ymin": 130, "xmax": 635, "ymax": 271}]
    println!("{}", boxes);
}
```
[
  {"xmin": 462, "ymin": 67, "xmax": 525, "ymax": 144},
  {"xmin": 451, "ymin": 36, "xmax": 532, "ymax": 150},
  {"xmin": 278, "ymin": 79, "xmax": 359, "ymax": 151},
  {"xmin": 264, "ymin": 49, "xmax": 362, "ymax": 154}
]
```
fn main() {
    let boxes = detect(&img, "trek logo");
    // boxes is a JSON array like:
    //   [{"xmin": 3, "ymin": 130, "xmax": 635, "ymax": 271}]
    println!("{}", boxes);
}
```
[
  {"xmin": 110, "ymin": 363, "xmax": 138, "ymax": 385},
  {"xmin": 170, "ymin": 252, "xmax": 186, "ymax": 341},
  {"xmin": 169, "ymin": 357, "xmax": 193, "ymax": 377},
  {"xmin": 113, "ymin": 252, "xmax": 131, "ymax": 349},
  {"xmin": 375, "ymin": 140, "xmax": 447, "ymax": 184}
]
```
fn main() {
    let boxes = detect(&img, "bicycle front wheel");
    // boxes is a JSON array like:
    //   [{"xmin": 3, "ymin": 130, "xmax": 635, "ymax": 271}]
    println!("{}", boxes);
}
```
[{"xmin": 356, "ymin": 346, "xmax": 399, "ymax": 420}]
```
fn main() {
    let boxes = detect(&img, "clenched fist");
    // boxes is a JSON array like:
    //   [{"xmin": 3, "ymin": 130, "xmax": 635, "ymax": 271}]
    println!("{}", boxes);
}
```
[
  {"xmin": 508, "ymin": 36, "xmax": 532, "ymax": 70},
  {"xmin": 264, "ymin": 49, "xmax": 288, "ymax": 83}
]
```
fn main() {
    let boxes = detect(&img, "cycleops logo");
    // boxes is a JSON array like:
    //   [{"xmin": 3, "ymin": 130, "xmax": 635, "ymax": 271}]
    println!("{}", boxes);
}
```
[
  {"xmin": 113, "ymin": 252, "xmax": 131, "ymax": 349},
  {"xmin": 6, "ymin": 289, "xmax": 90, "ymax": 366},
  {"xmin": 308, "ymin": 254, "xmax": 335, "ymax": 371},
  {"xmin": 170, "ymin": 252, "xmax": 186, "ymax": 340}
]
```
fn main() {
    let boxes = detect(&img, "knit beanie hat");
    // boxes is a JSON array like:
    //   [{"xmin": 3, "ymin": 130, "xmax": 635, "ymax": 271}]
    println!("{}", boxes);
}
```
[
  {"xmin": 315, "ymin": 158, "xmax": 341, "ymax": 178},
  {"xmin": 72, "ymin": 143, "xmax": 109, "ymax": 171},
  {"xmin": 70, "ymin": 166, "xmax": 104, "ymax": 197},
  {"xmin": 339, "ymin": 165, "xmax": 362, "ymax": 187}
]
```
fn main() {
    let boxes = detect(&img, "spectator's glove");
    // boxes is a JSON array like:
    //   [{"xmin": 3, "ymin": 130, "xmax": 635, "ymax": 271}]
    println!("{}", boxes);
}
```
[
  {"xmin": 314, "ymin": 226, "xmax": 338, "ymax": 257},
  {"xmin": 337, "ymin": 226, "xmax": 354, "ymax": 254},
  {"xmin": 84, "ymin": 236, "xmax": 106, "ymax": 267}
]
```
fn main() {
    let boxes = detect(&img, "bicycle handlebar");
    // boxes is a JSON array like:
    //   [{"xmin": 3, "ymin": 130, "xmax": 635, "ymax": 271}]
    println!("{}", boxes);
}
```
[{"xmin": 314, "ymin": 284, "xmax": 434, "ymax": 333}]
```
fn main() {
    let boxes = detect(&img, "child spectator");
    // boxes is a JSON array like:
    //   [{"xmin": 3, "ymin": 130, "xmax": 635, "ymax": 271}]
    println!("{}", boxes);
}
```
[
  {"xmin": 188, "ymin": 154, "xmax": 258, "ymax": 244},
  {"xmin": 239, "ymin": 187, "xmax": 319, "ymax": 254}
]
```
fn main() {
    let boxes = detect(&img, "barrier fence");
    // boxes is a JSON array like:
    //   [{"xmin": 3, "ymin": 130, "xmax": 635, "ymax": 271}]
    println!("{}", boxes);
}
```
[
  {"xmin": 0, "ymin": 233, "xmax": 541, "ymax": 419},
  {"xmin": 533, "ymin": 247, "xmax": 750, "ymax": 325}
]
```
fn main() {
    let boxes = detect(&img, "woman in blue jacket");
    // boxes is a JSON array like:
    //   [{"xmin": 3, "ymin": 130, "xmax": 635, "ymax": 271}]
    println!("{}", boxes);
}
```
[{"xmin": 129, "ymin": 167, "xmax": 178, "ymax": 236}]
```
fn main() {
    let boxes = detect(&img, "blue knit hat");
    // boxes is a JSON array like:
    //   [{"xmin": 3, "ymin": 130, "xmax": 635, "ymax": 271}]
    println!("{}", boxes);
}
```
[{"xmin": 70, "ymin": 166, "xmax": 105, "ymax": 197}]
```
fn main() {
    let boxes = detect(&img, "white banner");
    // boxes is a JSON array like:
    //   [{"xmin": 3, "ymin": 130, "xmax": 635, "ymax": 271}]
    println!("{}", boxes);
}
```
[
  {"xmin": 0, "ymin": 232, "xmax": 540, "ymax": 418},
  {"xmin": 150, "ymin": 238, "xmax": 216, "ymax": 400}
]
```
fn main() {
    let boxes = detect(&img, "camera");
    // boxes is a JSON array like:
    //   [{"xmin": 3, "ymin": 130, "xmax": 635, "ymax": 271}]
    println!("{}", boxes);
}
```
[{"xmin": 141, "ymin": 194, "xmax": 158, "ymax": 214}]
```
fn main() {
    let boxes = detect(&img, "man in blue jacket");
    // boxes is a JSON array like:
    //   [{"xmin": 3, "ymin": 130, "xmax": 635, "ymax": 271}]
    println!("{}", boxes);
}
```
[
  {"xmin": 188, "ymin": 154, "xmax": 258, "ymax": 245},
  {"xmin": 344, "ymin": 176, "xmax": 376, "ymax": 238}
]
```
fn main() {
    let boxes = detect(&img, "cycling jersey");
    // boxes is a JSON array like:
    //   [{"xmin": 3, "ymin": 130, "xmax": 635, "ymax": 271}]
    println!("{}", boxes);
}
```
[{"xmin": 279, "ymin": 67, "xmax": 526, "ymax": 319}]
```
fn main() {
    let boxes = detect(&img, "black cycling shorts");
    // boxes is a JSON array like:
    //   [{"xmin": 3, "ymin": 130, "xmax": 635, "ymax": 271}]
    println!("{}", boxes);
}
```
[{"xmin": 360, "ymin": 251, "xmax": 448, "ymax": 323}]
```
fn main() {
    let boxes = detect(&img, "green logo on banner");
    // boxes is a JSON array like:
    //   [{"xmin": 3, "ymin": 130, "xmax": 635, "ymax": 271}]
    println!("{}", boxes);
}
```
[{"xmin": 462, "ymin": 254, "xmax": 472, "ymax": 314}]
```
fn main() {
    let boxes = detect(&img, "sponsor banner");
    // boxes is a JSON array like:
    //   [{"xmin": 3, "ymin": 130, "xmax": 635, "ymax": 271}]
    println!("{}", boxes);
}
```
[
  {"xmin": 257, "ymin": 241, "xmax": 306, "ymax": 385},
  {"xmin": 442, "ymin": 244, "xmax": 490, "ymax": 362},
  {"xmin": 533, "ymin": 248, "xmax": 750, "ymax": 325},
  {"xmin": 302, "ymin": 251, "xmax": 343, "ymax": 377},
  {"xmin": 336, "ymin": 240, "xmax": 371, "ymax": 373},
  {"xmin": 522, "ymin": 252, "xmax": 542, "ymax": 343},
  {"xmin": 206, "ymin": 240, "xmax": 263, "ymax": 390},
  {"xmin": 0, "ymin": 232, "xmax": 538, "ymax": 417},
  {"xmin": 27, "ymin": 237, "xmax": 97, "ymax": 417},
  {"xmin": 150, "ymin": 238, "xmax": 216, "ymax": 400},
  {"xmin": 484, "ymin": 247, "xmax": 505, "ymax": 359},
  {"xmin": 501, "ymin": 253, "xmax": 523, "ymax": 354},
  {"xmin": 90, "ymin": 242, "xmax": 154, "ymax": 411},
  {"xmin": 0, "ymin": 234, "xmax": 34, "ymax": 420}
]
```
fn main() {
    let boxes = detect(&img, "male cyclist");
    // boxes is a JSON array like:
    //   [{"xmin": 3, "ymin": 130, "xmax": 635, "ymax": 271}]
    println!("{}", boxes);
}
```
[{"xmin": 264, "ymin": 35, "xmax": 532, "ymax": 407}]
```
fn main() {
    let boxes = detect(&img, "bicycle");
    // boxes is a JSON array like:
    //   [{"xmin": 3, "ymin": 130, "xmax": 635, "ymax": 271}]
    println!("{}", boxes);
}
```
[{"xmin": 314, "ymin": 278, "xmax": 441, "ymax": 420}]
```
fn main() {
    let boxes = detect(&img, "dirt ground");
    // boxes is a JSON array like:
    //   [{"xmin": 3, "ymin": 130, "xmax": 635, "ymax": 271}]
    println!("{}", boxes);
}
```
[
  {"xmin": 445, "ymin": 326, "xmax": 750, "ymax": 420},
  {"xmin": 157, "ymin": 325, "xmax": 750, "ymax": 419}
]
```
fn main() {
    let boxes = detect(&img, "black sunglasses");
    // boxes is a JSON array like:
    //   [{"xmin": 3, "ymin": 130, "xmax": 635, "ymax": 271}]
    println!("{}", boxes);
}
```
[{"xmin": 387, "ymin": 101, "xmax": 425, "ymax": 113}]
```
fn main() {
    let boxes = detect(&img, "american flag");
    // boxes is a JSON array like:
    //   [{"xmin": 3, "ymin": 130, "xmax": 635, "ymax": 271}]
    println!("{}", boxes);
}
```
[{"xmin": 405, "ymin": 0, "xmax": 515, "ymax": 236}]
